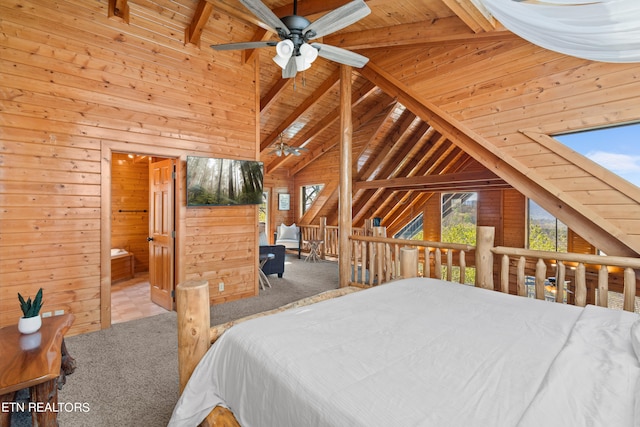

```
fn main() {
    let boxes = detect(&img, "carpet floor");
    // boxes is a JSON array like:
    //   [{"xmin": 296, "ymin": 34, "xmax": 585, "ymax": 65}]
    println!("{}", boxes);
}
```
[{"xmin": 10, "ymin": 256, "xmax": 339, "ymax": 426}]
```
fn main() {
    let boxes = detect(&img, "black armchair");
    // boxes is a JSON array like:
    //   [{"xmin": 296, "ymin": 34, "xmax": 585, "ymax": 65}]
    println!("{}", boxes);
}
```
[{"xmin": 259, "ymin": 244, "xmax": 285, "ymax": 278}]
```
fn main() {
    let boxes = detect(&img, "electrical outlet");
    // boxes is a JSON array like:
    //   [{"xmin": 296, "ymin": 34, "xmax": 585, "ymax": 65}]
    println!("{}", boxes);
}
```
[
  {"xmin": 218, "ymin": 282, "xmax": 225, "ymax": 292},
  {"xmin": 42, "ymin": 312, "xmax": 52, "ymax": 318},
  {"xmin": 54, "ymin": 309, "xmax": 64, "ymax": 316}
]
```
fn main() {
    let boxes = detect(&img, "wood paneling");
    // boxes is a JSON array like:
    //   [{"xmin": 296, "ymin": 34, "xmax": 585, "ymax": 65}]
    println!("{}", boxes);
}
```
[{"xmin": 0, "ymin": 0, "xmax": 259, "ymax": 334}]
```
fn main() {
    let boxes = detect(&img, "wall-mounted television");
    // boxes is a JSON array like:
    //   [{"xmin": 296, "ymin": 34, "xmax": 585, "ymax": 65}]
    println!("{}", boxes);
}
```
[{"xmin": 186, "ymin": 156, "xmax": 264, "ymax": 207}]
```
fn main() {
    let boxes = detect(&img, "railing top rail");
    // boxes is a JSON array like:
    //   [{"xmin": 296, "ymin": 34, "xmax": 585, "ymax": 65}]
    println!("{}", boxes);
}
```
[
  {"xmin": 492, "ymin": 246, "xmax": 640, "ymax": 269},
  {"xmin": 350, "ymin": 235, "xmax": 474, "ymax": 252}
]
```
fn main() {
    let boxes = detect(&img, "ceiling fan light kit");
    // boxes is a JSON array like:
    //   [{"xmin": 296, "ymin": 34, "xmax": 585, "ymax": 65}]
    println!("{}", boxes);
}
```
[{"xmin": 211, "ymin": 0, "xmax": 371, "ymax": 79}]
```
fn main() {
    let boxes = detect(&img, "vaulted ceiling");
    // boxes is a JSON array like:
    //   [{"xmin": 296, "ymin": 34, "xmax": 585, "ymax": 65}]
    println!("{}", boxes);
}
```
[{"xmin": 115, "ymin": 0, "xmax": 640, "ymax": 257}]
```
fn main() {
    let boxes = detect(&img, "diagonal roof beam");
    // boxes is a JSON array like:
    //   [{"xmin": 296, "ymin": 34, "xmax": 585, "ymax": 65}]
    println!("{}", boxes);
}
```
[
  {"xmin": 261, "ymin": 78, "xmax": 293, "ymax": 112},
  {"xmin": 266, "ymin": 80, "xmax": 377, "ymax": 172},
  {"xmin": 260, "ymin": 69, "xmax": 340, "ymax": 153},
  {"xmin": 441, "ymin": 0, "xmax": 497, "ymax": 33},
  {"xmin": 358, "ymin": 61, "xmax": 640, "ymax": 257},
  {"xmin": 323, "ymin": 17, "xmax": 516, "ymax": 50},
  {"xmin": 289, "ymin": 97, "xmax": 396, "ymax": 175},
  {"xmin": 352, "ymin": 126, "xmax": 445, "ymax": 224}
]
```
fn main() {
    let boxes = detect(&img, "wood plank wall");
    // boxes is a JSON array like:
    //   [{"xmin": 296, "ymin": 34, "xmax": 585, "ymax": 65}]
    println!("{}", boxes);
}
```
[{"xmin": 0, "ymin": 0, "xmax": 260, "ymax": 335}]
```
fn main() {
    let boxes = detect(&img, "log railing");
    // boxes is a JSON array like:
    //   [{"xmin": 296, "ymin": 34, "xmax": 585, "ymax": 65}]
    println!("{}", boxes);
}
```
[
  {"xmin": 491, "ymin": 246, "xmax": 640, "ymax": 311},
  {"xmin": 299, "ymin": 218, "xmax": 367, "ymax": 259},
  {"xmin": 348, "ymin": 234, "xmax": 474, "ymax": 287}
]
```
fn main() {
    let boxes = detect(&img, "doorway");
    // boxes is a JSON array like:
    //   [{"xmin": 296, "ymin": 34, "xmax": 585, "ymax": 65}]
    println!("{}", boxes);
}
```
[{"xmin": 107, "ymin": 151, "xmax": 177, "ymax": 325}]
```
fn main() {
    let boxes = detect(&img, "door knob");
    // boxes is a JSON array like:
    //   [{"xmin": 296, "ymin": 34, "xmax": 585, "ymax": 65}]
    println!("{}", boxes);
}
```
[{"xmin": 147, "ymin": 237, "xmax": 154, "ymax": 242}]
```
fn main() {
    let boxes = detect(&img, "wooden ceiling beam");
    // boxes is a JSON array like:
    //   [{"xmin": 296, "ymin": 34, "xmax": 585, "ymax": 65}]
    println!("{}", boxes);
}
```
[
  {"xmin": 356, "ymin": 109, "xmax": 418, "ymax": 182},
  {"xmin": 185, "ymin": 0, "xmax": 214, "ymax": 47},
  {"xmin": 108, "ymin": 0, "xmax": 129, "ymax": 23},
  {"xmin": 441, "ymin": 0, "xmax": 497, "ymax": 33},
  {"xmin": 352, "ymin": 122, "xmax": 438, "ymax": 224},
  {"xmin": 242, "ymin": 28, "xmax": 273, "ymax": 65},
  {"xmin": 290, "ymin": 97, "xmax": 395, "ymax": 176},
  {"xmin": 324, "ymin": 17, "xmax": 515, "ymax": 50},
  {"xmin": 260, "ymin": 75, "xmax": 292, "ymax": 112},
  {"xmin": 260, "ymin": 69, "xmax": 340, "ymax": 152},
  {"xmin": 354, "ymin": 165, "xmax": 506, "ymax": 191},
  {"xmin": 266, "ymin": 80, "xmax": 377, "ymax": 172},
  {"xmin": 368, "ymin": 147, "xmax": 469, "ymax": 227},
  {"xmin": 354, "ymin": 102, "xmax": 402, "ymax": 169}
]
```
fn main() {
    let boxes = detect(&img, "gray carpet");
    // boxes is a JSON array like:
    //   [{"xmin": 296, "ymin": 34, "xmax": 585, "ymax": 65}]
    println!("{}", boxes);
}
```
[{"xmin": 10, "ymin": 257, "xmax": 338, "ymax": 426}]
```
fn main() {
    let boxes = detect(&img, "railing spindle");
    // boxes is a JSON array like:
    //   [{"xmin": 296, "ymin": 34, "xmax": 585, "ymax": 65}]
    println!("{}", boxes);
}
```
[
  {"xmin": 597, "ymin": 265, "xmax": 608, "ymax": 307},
  {"xmin": 459, "ymin": 250, "xmax": 466, "ymax": 284},
  {"xmin": 501, "ymin": 254, "xmax": 509, "ymax": 293},
  {"xmin": 575, "ymin": 263, "xmax": 587, "ymax": 307},
  {"xmin": 556, "ymin": 262, "xmax": 565, "ymax": 303},
  {"xmin": 624, "ymin": 267, "xmax": 636, "ymax": 312},
  {"xmin": 446, "ymin": 250, "xmax": 453, "ymax": 281},
  {"xmin": 535, "ymin": 258, "xmax": 546, "ymax": 300},
  {"xmin": 435, "ymin": 248, "xmax": 442, "ymax": 279},
  {"xmin": 517, "ymin": 256, "xmax": 526, "ymax": 297}
]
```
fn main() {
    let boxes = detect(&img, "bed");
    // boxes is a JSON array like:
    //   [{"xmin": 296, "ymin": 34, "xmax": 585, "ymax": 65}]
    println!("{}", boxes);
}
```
[{"xmin": 168, "ymin": 277, "xmax": 640, "ymax": 427}]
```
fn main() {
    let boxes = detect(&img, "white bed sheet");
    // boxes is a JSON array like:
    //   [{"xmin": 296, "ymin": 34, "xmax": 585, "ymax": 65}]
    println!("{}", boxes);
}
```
[{"xmin": 169, "ymin": 278, "xmax": 639, "ymax": 427}]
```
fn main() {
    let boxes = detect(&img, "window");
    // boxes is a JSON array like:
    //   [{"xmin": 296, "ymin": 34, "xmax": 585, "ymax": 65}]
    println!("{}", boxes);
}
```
[
  {"xmin": 301, "ymin": 184, "xmax": 323, "ymax": 214},
  {"xmin": 394, "ymin": 213, "xmax": 424, "ymax": 240},
  {"xmin": 259, "ymin": 191, "xmax": 268, "ymax": 224},
  {"xmin": 555, "ymin": 122, "xmax": 640, "ymax": 188},
  {"xmin": 441, "ymin": 193, "xmax": 477, "ymax": 284},
  {"xmin": 441, "ymin": 193, "xmax": 477, "ymax": 246},
  {"xmin": 527, "ymin": 199, "xmax": 567, "ymax": 252}
]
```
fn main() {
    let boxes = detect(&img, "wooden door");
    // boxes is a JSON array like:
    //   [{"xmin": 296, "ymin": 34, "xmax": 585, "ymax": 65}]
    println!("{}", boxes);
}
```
[{"xmin": 149, "ymin": 158, "xmax": 175, "ymax": 310}]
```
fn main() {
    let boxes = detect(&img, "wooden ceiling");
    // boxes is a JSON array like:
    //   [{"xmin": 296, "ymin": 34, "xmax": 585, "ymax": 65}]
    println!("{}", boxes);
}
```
[{"xmin": 113, "ymin": 0, "xmax": 640, "ymax": 257}]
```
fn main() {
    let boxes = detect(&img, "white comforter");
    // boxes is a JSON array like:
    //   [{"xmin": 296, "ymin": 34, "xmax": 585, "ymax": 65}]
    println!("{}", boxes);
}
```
[{"xmin": 169, "ymin": 278, "xmax": 640, "ymax": 427}]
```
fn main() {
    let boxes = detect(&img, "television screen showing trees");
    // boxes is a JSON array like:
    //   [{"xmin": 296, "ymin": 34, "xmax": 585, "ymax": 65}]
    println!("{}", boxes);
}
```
[{"xmin": 187, "ymin": 156, "xmax": 264, "ymax": 206}]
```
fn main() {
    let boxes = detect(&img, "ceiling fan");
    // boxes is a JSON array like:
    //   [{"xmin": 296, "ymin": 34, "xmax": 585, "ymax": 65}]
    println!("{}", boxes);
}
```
[
  {"xmin": 210, "ymin": 0, "xmax": 371, "ymax": 79},
  {"xmin": 269, "ymin": 134, "xmax": 309, "ymax": 156}
]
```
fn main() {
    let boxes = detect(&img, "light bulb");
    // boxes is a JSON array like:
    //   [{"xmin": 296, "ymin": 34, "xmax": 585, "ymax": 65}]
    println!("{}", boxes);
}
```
[
  {"xmin": 299, "ymin": 43, "xmax": 318, "ymax": 63},
  {"xmin": 275, "ymin": 40, "xmax": 294, "ymax": 59}
]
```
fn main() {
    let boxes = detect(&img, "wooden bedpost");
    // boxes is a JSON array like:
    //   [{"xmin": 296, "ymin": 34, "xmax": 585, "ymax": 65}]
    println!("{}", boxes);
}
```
[
  {"xmin": 475, "ymin": 226, "xmax": 495, "ymax": 290},
  {"xmin": 400, "ymin": 247, "xmax": 418, "ymax": 278},
  {"xmin": 176, "ymin": 280, "xmax": 211, "ymax": 393}
]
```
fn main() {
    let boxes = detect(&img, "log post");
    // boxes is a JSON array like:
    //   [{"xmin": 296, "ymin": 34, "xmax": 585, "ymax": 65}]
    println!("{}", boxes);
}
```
[
  {"xmin": 176, "ymin": 280, "xmax": 210, "ymax": 393},
  {"xmin": 319, "ymin": 217, "xmax": 327, "ymax": 259},
  {"xmin": 400, "ymin": 247, "xmax": 418, "ymax": 278},
  {"xmin": 475, "ymin": 226, "xmax": 495, "ymax": 290},
  {"xmin": 338, "ymin": 65, "xmax": 353, "ymax": 288}
]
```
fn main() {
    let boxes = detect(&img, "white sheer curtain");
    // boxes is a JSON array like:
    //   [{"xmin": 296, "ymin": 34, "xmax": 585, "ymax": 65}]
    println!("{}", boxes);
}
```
[{"xmin": 479, "ymin": 0, "xmax": 640, "ymax": 63}]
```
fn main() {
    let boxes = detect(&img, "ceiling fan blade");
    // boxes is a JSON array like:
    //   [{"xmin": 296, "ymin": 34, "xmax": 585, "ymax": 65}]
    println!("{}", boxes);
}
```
[
  {"xmin": 311, "ymin": 43, "xmax": 369, "ymax": 68},
  {"xmin": 210, "ymin": 41, "xmax": 276, "ymax": 51},
  {"xmin": 303, "ymin": 0, "xmax": 371, "ymax": 39},
  {"xmin": 239, "ymin": 0, "xmax": 290, "ymax": 35},
  {"xmin": 282, "ymin": 56, "xmax": 297, "ymax": 79}
]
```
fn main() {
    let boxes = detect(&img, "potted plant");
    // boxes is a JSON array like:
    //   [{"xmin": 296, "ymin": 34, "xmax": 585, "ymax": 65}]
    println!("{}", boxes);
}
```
[{"xmin": 17, "ymin": 288, "xmax": 43, "ymax": 334}]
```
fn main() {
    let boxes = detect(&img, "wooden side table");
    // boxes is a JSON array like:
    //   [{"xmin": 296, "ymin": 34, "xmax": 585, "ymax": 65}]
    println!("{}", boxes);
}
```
[
  {"xmin": 0, "ymin": 314, "xmax": 76, "ymax": 427},
  {"xmin": 304, "ymin": 240, "xmax": 323, "ymax": 262}
]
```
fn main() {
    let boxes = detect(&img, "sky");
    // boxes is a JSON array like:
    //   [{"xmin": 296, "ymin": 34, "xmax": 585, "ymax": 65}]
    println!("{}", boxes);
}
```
[{"xmin": 555, "ymin": 122, "xmax": 640, "ymax": 188}]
